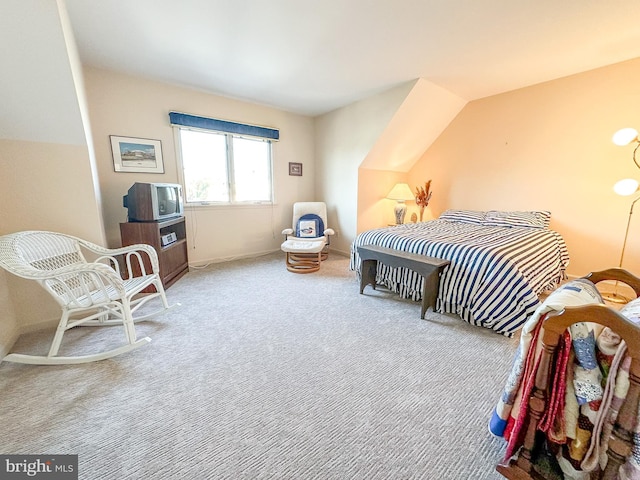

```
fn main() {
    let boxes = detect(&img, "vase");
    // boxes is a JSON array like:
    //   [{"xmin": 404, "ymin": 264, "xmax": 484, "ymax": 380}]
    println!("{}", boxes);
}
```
[
  {"xmin": 419, "ymin": 206, "xmax": 425, "ymax": 222},
  {"xmin": 394, "ymin": 202, "xmax": 407, "ymax": 224}
]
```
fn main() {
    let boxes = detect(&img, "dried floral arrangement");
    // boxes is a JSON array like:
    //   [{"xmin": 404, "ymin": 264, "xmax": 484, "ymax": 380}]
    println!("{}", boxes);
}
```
[
  {"xmin": 415, "ymin": 180, "xmax": 432, "ymax": 221},
  {"xmin": 415, "ymin": 180, "xmax": 432, "ymax": 207}
]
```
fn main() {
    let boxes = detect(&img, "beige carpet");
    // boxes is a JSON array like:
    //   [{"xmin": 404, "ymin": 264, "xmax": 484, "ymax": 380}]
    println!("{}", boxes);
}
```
[{"xmin": 0, "ymin": 252, "xmax": 517, "ymax": 479}]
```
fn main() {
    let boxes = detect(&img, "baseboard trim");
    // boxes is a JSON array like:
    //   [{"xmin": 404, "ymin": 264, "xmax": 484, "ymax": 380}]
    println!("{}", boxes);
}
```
[
  {"xmin": 188, "ymin": 249, "xmax": 281, "ymax": 269},
  {"xmin": 189, "ymin": 248, "xmax": 351, "ymax": 269}
]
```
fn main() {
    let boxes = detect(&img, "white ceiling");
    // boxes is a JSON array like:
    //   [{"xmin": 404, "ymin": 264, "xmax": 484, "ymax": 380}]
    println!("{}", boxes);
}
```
[{"xmin": 64, "ymin": 0, "xmax": 640, "ymax": 117}]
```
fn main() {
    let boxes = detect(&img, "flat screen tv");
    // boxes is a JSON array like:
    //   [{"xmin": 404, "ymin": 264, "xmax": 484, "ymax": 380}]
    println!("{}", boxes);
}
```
[{"xmin": 123, "ymin": 182, "xmax": 184, "ymax": 222}]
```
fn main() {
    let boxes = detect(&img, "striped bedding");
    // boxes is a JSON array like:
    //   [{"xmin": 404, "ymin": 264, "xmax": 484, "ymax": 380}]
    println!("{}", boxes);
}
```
[{"xmin": 350, "ymin": 219, "xmax": 570, "ymax": 337}]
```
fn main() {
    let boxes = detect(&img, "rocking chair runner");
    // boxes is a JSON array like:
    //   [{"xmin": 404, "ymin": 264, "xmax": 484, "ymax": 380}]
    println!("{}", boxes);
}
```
[{"xmin": 0, "ymin": 230, "xmax": 174, "ymax": 365}]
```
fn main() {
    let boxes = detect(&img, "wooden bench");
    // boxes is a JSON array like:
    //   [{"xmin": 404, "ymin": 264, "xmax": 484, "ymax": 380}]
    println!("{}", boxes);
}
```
[{"xmin": 357, "ymin": 244, "xmax": 450, "ymax": 319}]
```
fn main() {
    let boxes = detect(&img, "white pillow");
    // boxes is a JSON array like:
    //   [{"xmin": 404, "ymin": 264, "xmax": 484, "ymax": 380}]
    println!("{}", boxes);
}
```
[
  {"xmin": 439, "ymin": 209, "xmax": 486, "ymax": 224},
  {"xmin": 483, "ymin": 210, "xmax": 551, "ymax": 229}
]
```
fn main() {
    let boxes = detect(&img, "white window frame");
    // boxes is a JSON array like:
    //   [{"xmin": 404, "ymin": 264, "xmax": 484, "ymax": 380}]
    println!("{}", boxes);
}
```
[{"xmin": 173, "ymin": 126, "xmax": 274, "ymax": 206}]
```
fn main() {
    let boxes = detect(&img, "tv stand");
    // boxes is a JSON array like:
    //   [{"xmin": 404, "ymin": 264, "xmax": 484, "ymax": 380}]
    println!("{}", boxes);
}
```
[{"xmin": 119, "ymin": 216, "xmax": 188, "ymax": 289}]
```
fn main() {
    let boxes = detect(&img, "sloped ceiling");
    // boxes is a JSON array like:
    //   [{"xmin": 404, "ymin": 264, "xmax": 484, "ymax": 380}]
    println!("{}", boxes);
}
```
[
  {"xmin": 64, "ymin": 0, "xmax": 640, "ymax": 116},
  {"xmin": 362, "ymin": 79, "xmax": 467, "ymax": 172},
  {"xmin": 1, "ymin": 0, "xmax": 86, "ymax": 145}
]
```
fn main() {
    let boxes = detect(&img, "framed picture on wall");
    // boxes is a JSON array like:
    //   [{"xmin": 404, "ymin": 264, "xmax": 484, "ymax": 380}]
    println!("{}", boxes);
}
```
[
  {"xmin": 110, "ymin": 135, "xmax": 165, "ymax": 173},
  {"xmin": 289, "ymin": 162, "xmax": 302, "ymax": 176}
]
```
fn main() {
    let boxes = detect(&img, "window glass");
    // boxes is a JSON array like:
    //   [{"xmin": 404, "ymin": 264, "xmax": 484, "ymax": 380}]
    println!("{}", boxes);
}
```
[
  {"xmin": 232, "ymin": 137, "xmax": 271, "ymax": 202},
  {"xmin": 177, "ymin": 129, "xmax": 273, "ymax": 204}
]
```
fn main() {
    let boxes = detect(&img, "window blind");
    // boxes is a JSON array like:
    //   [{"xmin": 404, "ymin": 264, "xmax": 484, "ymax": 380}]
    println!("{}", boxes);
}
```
[{"xmin": 169, "ymin": 111, "xmax": 279, "ymax": 141}]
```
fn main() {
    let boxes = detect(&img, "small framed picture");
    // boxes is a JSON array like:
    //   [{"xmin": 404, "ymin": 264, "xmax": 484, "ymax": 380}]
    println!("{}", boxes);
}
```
[
  {"xmin": 110, "ymin": 135, "xmax": 164, "ymax": 173},
  {"xmin": 289, "ymin": 162, "xmax": 303, "ymax": 176}
]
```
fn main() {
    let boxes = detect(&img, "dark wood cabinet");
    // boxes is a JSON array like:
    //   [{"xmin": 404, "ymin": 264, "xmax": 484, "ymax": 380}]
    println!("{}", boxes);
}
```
[{"xmin": 120, "ymin": 216, "xmax": 188, "ymax": 289}]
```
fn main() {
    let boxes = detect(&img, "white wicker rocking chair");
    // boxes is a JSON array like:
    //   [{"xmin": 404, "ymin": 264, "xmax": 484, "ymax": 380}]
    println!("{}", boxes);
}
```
[{"xmin": 0, "ymin": 230, "xmax": 174, "ymax": 365}]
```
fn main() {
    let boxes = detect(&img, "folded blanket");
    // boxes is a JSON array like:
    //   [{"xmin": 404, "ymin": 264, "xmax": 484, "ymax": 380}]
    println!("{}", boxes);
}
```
[
  {"xmin": 581, "ymin": 341, "xmax": 628, "ymax": 472},
  {"xmin": 538, "ymin": 330, "xmax": 572, "ymax": 442},
  {"xmin": 617, "ymin": 298, "xmax": 640, "ymax": 479},
  {"xmin": 492, "ymin": 288, "xmax": 640, "ymax": 478},
  {"xmin": 554, "ymin": 324, "xmax": 621, "ymax": 475},
  {"xmin": 489, "ymin": 278, "xmax": 604, "ymax": 440}
]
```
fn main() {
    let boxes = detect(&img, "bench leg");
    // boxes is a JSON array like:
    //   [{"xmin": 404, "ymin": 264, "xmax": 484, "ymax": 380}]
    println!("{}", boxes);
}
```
[
  {"xmin": 421, "ymin": 268, "xmax": 441, "ymax": 319},
  {"xmin": 360, "ymin": 259, "xmax": 378, "ymax": 294}
]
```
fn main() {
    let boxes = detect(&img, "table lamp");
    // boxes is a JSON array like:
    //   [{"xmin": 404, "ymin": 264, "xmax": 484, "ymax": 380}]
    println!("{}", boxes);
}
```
[{"xmin": 386, "ymin": 183, "xmax": 415, "ymax": 224}]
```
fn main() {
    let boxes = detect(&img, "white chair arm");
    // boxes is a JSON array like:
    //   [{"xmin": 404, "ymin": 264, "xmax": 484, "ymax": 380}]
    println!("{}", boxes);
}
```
[
  {"xmin": 79, "ymin": 239, "xmax": 158, "ymax": 260},
  {"xmin": 28, "ymin": 261, "xmax": 123, "ymax": 284},
  {"xmin": 324, "ymin": 228, "xmax": 335, "ymax": 236},
  {"xmin": 282, "ymin": 228, "xmax": 294, "ymax": 235},
  {"xmin": 78, "ymin": 239, "xmax": 160, "ymax": 275}
]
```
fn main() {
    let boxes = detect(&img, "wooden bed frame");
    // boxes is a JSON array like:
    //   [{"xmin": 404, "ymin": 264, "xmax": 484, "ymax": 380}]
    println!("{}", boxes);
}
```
[{"xmin": 497, "ymin": 268, "xmax": 640, "ymax": 480}]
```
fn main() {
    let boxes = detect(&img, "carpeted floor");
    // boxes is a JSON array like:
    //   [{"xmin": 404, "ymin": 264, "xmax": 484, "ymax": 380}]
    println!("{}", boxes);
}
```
[{"xmin": 0, "ymin": 252, "xmax": 517, "ymax": 479}]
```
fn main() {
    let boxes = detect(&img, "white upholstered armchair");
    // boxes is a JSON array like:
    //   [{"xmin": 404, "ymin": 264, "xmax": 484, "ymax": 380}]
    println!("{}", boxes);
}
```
[
  {"xmin": 0, "ymin": 230, "xmax": 173, "ymax": 365},
  {"xmin": 281, "ymin": 202, "xmax": 335, "ymax": 273}
]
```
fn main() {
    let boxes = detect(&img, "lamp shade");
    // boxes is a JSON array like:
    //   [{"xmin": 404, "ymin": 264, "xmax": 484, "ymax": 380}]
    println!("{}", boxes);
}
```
[
  {"xmin": 612, "ymin": 128, "xmax": 639, "ymax": 146},
  {"xmin": 614, "ymin": 178, "xmax": 639, "ymax": 196},
  {"xmin": 386, "ymin": 183, "xmax": 415, "ymax": 201}
]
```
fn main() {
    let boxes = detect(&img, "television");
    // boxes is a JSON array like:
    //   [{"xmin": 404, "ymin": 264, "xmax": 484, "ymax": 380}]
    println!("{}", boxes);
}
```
[{"xmin": 123, "ymin": 182, "xmax": 184, "ymax": 222}]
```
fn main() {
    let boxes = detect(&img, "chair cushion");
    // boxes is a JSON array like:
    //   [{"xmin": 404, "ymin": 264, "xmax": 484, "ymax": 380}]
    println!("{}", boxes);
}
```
[
  {"xmin": 281, "ymin": 238, "xmax": 326, "ymax": 253},
  {"xmin": 296, "ymin": 214, "xmax": 324, "ymax": 238}
]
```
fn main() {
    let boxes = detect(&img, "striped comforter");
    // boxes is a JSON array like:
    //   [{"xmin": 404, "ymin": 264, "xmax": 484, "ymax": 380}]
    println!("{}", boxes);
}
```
[{"xmin": 350, "ymin": 220, "xmax": 570, "ymax": 336}]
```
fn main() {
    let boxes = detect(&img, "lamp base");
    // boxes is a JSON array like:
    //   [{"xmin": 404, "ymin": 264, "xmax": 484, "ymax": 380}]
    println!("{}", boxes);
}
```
[{"xmin": 394, "ymin": 202, "xmax": 407, "ymax": 225}]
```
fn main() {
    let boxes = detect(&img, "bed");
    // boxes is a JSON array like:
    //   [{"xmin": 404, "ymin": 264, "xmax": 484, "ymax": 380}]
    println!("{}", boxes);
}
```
[{"xmin": 350, "ymin": 209, "xmax": 570, "ymax": 337}]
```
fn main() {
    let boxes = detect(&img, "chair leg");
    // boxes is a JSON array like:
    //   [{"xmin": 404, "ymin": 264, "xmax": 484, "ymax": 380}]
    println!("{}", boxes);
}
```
[
  {"xmin": 289, "ymin": 250, "xmax": 329, "ymax": 262},
  {"xmin": 2, "ymin": 275, "xmax": 176, "ymax": 365},
  {"xmin": 3, "ymin": 302, "xmax": 152, "ymax": 365},
  {"xmin": 121, "ymin": 300, "xmax": 137, "ymax": 345},
  {"xmin": 154, "ymin": 278, "xmax": 171, "ymax": 309},
  {"xmin": 48, "ymin": 310, "xmax": 71, "ymax": 358}
]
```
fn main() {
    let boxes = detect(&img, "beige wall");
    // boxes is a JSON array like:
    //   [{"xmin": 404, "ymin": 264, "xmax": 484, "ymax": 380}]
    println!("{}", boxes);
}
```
[
  {"xmin": 0, "ymin": 1, "xmax": 105, "ymax": 338},
  {"xmin": 409, "ymin": 58, "xmax": 640, "ymax": 277},
  {"xmin": 358, "ymin": 168, "xmax": 409, "ymax": 231},
  {"xmin": 83, "ymin": 67, "xmax": 316, "ymax": 265},
  {"xmin": 351, "ymin": 80, "xmax": 465, "ymax": 235},
  {"xmin": 315, "ymin": 82, "xmax": 414, "ymax": 254},
  {"xmin": 0, "ymin": 140, "xmax": 106, "ymax": 331},
  {"xmin": 0, "ymin": 140, "xmax": 105, "ymax": 241}
]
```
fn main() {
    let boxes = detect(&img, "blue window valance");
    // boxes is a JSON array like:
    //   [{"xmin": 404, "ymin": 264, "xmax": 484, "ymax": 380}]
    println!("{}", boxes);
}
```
[{"xmin": 169, "ymin": 111, "xmax": 279, "ymax": 141}]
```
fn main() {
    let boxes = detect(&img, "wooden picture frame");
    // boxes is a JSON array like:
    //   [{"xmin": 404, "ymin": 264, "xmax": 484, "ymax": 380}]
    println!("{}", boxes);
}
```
[
  {"xmin": 289, "ymin": 162, "xmax": 302, "ymax": 176},
  {"xmin": 110, "ymin": 135, "xmax": 164, "ymax": 173}
]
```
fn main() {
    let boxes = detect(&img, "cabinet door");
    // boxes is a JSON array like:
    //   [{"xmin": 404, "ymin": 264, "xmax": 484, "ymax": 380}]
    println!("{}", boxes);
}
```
[{"xmin": 161, "ymin": 242, "xmax": 188, "ymax": 284}]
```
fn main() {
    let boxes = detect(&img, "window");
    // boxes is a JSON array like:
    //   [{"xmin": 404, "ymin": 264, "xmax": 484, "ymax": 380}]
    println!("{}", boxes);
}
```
[{"xmin": 176, "ymin": 128, "xmax": 273, "ymax": 204}]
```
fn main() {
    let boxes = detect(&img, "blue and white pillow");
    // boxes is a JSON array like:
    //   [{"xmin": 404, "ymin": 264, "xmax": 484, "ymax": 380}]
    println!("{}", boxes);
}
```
[
  {"xmin": 296, "ymin": 214, "xmax": 324, "ymax": 238},
  {"xmin": 483, "ymin": 210, "xmax": 551, "ymax": 229},
  {"xmin": 438, "ymin": 209, "xmax": 486, "ymax": 225}
]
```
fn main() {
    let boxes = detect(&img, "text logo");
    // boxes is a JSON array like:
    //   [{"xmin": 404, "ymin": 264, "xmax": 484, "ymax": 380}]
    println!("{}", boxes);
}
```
[{"xmin": 0, "ymin": 455, "xmax": 78, "ymax": 479}]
